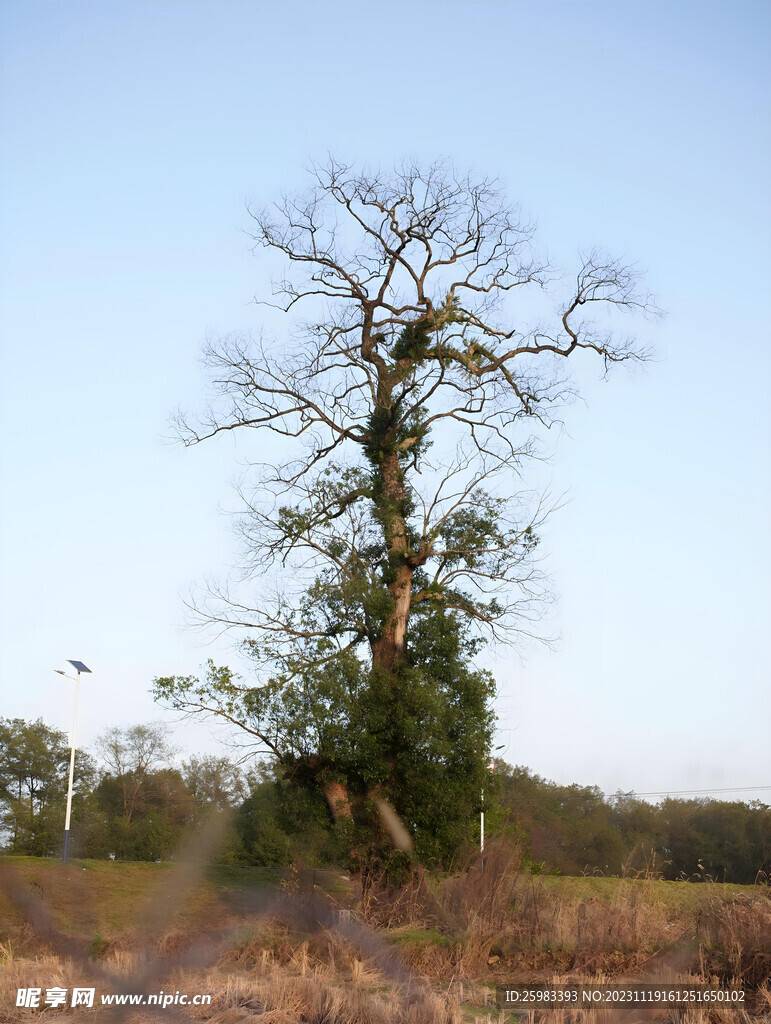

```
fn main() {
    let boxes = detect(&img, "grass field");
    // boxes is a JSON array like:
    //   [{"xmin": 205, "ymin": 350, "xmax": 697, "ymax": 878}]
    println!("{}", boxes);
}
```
[{"xmin": 1, "ymin": 850, "xmax": 769, "ymax": 1023}]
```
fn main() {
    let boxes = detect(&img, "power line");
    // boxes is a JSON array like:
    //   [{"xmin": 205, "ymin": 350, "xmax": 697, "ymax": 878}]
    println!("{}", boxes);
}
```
[
  {"xmin": 623, "ymin": 785, "xmax": 771, "ymax": 798},
  {"xmin": 491, "ymin": 758, "xmax": 770, "ymax": 799}
]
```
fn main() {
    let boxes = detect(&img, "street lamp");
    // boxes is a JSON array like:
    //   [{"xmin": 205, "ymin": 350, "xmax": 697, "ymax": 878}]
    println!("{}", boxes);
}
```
[{"xmin": 54, "ymin": 660, "xmax": 91, "ymax": 862}]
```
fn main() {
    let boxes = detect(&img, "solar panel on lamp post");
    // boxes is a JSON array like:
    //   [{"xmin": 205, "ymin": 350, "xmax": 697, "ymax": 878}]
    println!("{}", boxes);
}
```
[{"xmin": 54, "ymin": 661, "xmax": 92, "ymax": 863}]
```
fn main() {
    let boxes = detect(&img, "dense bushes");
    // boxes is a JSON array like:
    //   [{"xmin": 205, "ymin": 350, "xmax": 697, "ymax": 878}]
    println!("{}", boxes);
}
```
[{"xmin": 234, "ymin": 775, "xmax": 341, "ymax": 867}]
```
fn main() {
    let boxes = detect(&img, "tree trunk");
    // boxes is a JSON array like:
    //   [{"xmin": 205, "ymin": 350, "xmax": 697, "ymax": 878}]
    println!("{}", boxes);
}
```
[
  {"xmin": 322, "ymin": 780, "xmax": 353, "ymax": 821},
  {"xmin": 372, "ymin": 563, "xmax": 412, "ymax": 672},
  {"xmin": 371, "ymin": 450, "xmax": 413, "ymax": 673}
]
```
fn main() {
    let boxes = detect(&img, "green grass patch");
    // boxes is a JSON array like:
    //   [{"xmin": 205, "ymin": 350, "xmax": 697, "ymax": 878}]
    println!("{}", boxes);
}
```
[
  {"xmin": 0, "ymin": 856, "xmax": 218, "ymax": 937},
  {"xmin": 206, "ymin": 864, "xmax": 283, "ymax": 889},
  {"xmin": 0, "ymin": 856, "xmax": 355, "ymax": 941},
  {"xmin": 388, "ymin": 925, "xmax": 451, "ymax": 947},
  {"xmin": 537, "ymin": 873, "xmax": 752, "ymax": 910}
]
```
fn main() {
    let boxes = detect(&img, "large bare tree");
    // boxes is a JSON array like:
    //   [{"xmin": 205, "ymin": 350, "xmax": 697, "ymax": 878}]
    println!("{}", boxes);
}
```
[{"xmin": 155, "ymin": 160, "xmax": 656, "ymax": 856}]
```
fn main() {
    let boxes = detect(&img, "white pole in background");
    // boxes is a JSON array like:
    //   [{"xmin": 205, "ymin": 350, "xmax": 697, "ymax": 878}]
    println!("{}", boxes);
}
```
[
  {"xmin": 481, "ymin": 748, "xmax": 504, "ymax": 871},
  {"xmin": 63, "ymin": 670, "xmax": 80, "ymax": 861},
  {"xmin": 55, "ymin": 661, "xmax": 91, "ymax": 862}
]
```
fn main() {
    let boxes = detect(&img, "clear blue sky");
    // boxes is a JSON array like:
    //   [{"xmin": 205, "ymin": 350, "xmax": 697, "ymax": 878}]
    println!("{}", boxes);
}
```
[{"xmin": 1, "ymin": 1, "xmax": 769, "ymax": 802}]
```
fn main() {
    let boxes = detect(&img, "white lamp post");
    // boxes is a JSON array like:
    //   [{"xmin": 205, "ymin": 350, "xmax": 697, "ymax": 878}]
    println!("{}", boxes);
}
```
[
  {"xmin": 481, "ymin": 745, "xmax": 505, "ymax": 869},
  {"xmin": 54, "ymin": 660, "xmax": 91, "ymax": 862}
]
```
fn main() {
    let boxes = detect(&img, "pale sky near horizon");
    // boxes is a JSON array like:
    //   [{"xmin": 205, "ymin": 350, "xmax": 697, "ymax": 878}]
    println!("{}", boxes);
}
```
[{"xmin": 1, "ymin": 1, "xmax": 769, "ymax": 804}]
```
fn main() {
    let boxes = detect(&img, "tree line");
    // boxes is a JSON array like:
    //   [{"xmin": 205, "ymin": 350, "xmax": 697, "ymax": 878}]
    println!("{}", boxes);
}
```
[
  {"xmin": 0, "ymin": 718, "xmax": 243, "ymax": 862},
  {"xmin": 2, "ymin": 717, "xmax": 767, "ymax": 883},
  {"xmin": 499, "ymin": 764, "xmax": 771, "ymax": 884}
]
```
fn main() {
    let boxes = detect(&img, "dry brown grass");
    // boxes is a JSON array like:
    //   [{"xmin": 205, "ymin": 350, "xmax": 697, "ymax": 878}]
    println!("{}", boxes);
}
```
[
  {"xmin": 357, "ymin": 840, "xmax": 682, "ymax": 973},
  {"xmin": 0, "ymin": 926, "xmax": 464, "ymax": 1023},
  {"xmin": 352, "ymin": 839, "xmax": 771, "ymax": 1018},
  {"xmin": 0, "ymin": 851, "xmax": 461, "ymax": 1023},
  {"xmin": 2, "ymin": 844, "xmax": 770, "ymax": 1022}
]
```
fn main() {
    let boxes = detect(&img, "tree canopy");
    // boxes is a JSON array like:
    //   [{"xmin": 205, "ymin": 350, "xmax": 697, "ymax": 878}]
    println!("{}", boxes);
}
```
[
  {"xmin": 154, "ymin": 160, "xmax": 657, "ymax": 864},
  {"xmin": 0, "ymin": 717, "xmax": 94, "ymax": 856}
]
